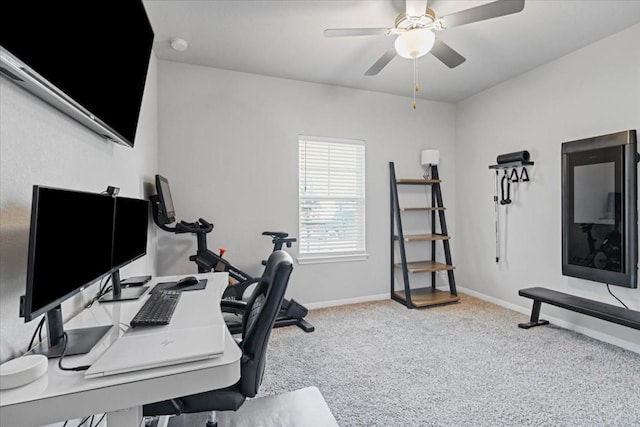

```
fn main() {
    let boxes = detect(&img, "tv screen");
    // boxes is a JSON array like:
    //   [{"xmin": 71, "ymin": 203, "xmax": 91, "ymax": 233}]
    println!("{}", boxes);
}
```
[
  {"xmin": 562, "ymin": 130, "xmax": 638, "ymax": 288},
  {"xmin": 25, "ymin": 187, "xmax": 115, "ymax": 320},
  {"xmin": 0, "ymin": 1, "xmax": 154, "ymax": 147}
]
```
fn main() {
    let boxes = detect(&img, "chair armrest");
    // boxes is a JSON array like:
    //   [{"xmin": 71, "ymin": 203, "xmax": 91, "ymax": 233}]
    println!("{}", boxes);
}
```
[
  {"xmin": 221, "ymin": 300, "xmax": 246, "ymax": 337},
  {"xmin": 221, "ymin": 300, "xmax": 248, "ymax": 314}
]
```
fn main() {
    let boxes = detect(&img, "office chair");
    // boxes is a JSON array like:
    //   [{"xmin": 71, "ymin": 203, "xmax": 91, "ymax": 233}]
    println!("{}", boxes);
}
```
[{"xmin": 143, "ymin": 250, "xmax": 294, "ymax": 427}]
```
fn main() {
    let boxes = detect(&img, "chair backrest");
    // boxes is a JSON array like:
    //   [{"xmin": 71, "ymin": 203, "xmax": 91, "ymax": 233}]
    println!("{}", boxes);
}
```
[{"xmin": 238, "ymin": 250, "xmax": 293, "ymax": 398}]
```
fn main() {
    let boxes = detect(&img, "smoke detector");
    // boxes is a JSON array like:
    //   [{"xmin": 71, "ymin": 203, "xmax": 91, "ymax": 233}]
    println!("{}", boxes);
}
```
[{"xmin": 169, "ymin": 38, "xmax": 188, "ymax": 52}]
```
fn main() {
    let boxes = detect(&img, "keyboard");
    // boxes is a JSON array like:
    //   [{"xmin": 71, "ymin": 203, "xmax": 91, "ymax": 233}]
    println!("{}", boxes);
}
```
[{"xmin": 130, "ymin": 289, "xmax": 181, "ymax": 327}]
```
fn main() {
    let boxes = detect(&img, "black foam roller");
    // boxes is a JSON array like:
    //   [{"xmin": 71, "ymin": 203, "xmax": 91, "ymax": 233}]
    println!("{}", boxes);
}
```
[{"xmin": 496, "ymin": 150, "xmax": 530, "ymax": 164}]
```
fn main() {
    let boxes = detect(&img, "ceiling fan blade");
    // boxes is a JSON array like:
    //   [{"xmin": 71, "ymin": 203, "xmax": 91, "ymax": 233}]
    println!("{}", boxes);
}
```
[
  {"xmin": 324, "ymin": 28, "xmax": 391, "ymax": 37},
  {"xmin": 430, "ymin": 39, "xmax": 466, "ymax": 69},
  {"xmin": 439, "ymin": 0, "xmax": 525, "ymax": 29},
  {"xmin": 365, "ymin": 49, "xmax": 397, "ymax": 76},
  {"xmin": 405, "ymin": 0, "xmax": 429, "ymax": 17}
]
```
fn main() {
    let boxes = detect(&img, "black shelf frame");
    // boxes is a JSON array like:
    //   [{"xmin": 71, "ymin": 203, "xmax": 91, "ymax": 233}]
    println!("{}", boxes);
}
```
[{"xmin": 389, "ymin": 162, "xmax": 457, "ymax": 309}]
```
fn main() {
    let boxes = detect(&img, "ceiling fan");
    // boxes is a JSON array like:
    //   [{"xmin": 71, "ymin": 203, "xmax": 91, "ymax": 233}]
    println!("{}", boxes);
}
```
[{"xmin": 324, "ymin": 0, "xmax": 525, "ymax": 75}]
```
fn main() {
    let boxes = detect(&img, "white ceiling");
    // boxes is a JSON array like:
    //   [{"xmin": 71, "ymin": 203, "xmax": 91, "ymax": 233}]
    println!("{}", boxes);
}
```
[{"xmin": 143, "ymin": 0, "xmax": 640, "ymax": 103}]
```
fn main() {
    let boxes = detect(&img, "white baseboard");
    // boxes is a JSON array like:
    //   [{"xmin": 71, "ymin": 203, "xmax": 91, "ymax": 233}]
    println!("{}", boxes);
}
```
[
  {"xmin": 456, "ymin": 286, "xmax": 530, "ymax": 314},
  {"xmin": 456, "ymin": 286, "xmax": 640, "ymax": 355},
  {"xmin": 303, "ymin": 293, "xmax": 388, "ymax": 310}
]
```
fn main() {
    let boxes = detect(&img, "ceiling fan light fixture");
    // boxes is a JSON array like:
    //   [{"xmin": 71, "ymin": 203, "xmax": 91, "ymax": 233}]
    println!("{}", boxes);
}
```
[{"xmin": 394, "ymin": 28, "xmax": 435, "ymax": 59}]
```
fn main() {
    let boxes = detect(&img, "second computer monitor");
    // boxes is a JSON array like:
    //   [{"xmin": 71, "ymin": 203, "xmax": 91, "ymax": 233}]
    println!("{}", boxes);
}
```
[{"xmin": 112, "ymin": 196, "xmax": 149, "ymax": 269}]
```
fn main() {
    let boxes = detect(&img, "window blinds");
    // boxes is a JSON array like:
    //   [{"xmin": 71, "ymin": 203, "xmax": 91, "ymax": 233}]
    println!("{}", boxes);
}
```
[{"xmin": 299, "ymin": 137, "xmax": 366, "ymax": 259}]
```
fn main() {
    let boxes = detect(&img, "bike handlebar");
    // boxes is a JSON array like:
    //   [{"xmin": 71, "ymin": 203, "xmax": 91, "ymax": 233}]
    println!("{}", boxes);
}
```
[{"xmin": 174, "ymin": 218, "xmax": 214, "ymax": 234}]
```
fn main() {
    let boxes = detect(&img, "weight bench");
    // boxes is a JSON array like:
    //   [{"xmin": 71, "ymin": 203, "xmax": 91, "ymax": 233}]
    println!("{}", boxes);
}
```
[{"xmin": 518, "ymin": 287, "xmax": 640, "ymax": 330}]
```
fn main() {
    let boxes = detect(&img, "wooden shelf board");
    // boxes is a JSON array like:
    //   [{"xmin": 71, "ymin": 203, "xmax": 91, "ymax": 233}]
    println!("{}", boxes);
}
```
[
  {"xmin": 400, "ymin": 207, "xmax": 446, "ymax": 212},
  {"xmin": 402, "ymin": 234, "xmax": 450, "ymax": 242},
  {"xmin": 395, "ymin": 261, "xmax": 455, "ymax": 273},
  {"xmin": 393, "ymin": 287, "xmax": 459, "ymax": 308},
  {"xmin": 397, "ymin": 178, "xmax": 441, "ymax": 185}
]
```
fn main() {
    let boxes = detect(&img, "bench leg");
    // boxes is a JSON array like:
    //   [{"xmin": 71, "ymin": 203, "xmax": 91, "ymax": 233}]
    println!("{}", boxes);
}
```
[{"xmin": 518, "ymin": 300, "xmax": 550, "ymax": 329}]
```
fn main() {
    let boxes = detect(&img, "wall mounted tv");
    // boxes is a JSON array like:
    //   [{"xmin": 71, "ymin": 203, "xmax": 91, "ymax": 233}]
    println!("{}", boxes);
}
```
[
  {"xmin": 561, "ymin": 130, "xmax": 638, "ymax": 288},
  {"xmin": 0, "ymin": 1, "xmax": 154, "ymax": 148}
]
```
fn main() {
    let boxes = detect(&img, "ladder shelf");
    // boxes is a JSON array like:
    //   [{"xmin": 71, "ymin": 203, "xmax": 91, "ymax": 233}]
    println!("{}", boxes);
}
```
[
  {"xmin": 389, "ymin": 161, "xmax": 458, "ymax": 309},
  {"xmin": 401, "ymin": 207, "xmax": 446, "ymax": 212},
  {"xmin": 396, "ymin": 233, "xmax": 450, "ymax": 242}
]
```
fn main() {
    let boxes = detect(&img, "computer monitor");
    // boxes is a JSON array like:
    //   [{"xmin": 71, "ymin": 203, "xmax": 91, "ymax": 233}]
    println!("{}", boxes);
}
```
[
  {"xmin": 22, "ymin": 186, "xmax": 150, "ymax": 357},
  {"xmin": 113, "ymin": 196, "xmax": 149, "ymax": 268},
  {"xmin": 99, "ymin": 196, "xmax": 150, "ymax": 302},
  {"xmin": 22, "ymin": 186, "xmax": 115, "ymax": 357},
  {"xmin": 155, "ymin": 174, "xmax": 176, "ymax": 225}
]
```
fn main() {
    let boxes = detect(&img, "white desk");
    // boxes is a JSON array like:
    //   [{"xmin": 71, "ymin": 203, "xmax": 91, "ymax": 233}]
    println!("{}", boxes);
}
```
[{"xmin": 0, "ymin": 273, "xmax": 241, "ymax": 427}]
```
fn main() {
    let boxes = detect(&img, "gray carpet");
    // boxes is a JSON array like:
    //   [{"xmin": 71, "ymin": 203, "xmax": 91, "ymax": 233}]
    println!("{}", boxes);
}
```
[{"xmin": 258, "ymin": 294, "xmax": 640, "ymax": 427}]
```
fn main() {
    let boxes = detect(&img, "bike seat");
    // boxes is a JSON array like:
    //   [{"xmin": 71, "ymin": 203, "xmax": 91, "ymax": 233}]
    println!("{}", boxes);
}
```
[{"xmin": 262, "ymin": 231, "xmax": 288, "ymax": 239}]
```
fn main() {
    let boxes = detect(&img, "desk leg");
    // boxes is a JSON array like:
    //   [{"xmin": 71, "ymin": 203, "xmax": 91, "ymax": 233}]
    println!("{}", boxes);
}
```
[{"xmin": 106, "ymin": 405, "xmax": 143, "ymax": 426}]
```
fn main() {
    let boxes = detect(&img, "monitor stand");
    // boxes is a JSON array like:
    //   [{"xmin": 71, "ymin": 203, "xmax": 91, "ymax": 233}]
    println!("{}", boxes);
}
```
[
  {"xmin": 99, "ymin": 270, "xmax": 148, "ymax": 302},
  {"xmin": 30, "ymin": 306, "xmax": 112, "ymax": 358}
]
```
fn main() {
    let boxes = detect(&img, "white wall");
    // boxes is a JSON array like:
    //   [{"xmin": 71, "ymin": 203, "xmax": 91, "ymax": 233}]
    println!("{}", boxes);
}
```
[
  {"xmin": 156, "ymin": 61, "xmax": 456, "ymax": 305},
  {"xmin": 0, "ymin": 56, "xmax": 159, "ymax": 363},
  {"xmin": 454, "ymin": 24, "xmax": 640, "ymax": 351}
]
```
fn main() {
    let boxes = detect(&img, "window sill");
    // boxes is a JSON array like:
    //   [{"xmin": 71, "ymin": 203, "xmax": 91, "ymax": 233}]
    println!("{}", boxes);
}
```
[{"xmin": 297, "ymin": 253, "xmax": 369, "ymax": 265}]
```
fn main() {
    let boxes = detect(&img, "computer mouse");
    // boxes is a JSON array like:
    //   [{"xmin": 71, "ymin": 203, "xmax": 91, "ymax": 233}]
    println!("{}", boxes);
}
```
[{"xmin": 176, "ymin": 276, "xmax": 199, "ymax": 287}]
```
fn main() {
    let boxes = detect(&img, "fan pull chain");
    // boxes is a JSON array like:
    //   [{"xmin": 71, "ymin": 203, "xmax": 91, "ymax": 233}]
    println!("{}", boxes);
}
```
[{"xmin": 412, "ymin": 58, "xmax": 420, "ymax": 109}]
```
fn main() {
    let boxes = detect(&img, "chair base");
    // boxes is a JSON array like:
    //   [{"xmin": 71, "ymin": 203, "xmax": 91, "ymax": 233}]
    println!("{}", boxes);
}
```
[{"xmin": 206, "ymin": 410, "xmax": 218, "ymax": 427}]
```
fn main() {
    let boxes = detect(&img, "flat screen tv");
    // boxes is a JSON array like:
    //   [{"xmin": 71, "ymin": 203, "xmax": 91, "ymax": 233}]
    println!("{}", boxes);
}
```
[
  {"xmin": 0, "ymin": 1, "xmax": 154, "ymax": 147},
  {"xmin": 561, "ymin": 130, "xmax": 638, "ymax": 288}
]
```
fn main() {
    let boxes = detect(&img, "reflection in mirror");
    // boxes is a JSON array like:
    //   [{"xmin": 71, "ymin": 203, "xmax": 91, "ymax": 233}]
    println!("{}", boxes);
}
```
[{"xmin": 562, "ymin": 130, "xmax": 637, "ymax": 288}]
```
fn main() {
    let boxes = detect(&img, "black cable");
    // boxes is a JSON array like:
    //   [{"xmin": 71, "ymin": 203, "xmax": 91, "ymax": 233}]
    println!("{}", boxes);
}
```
[
  {"xmin": 28, "ymin": 316, "xmax": 46, "ymax": 351},
  {"xmin": 86, "ymin": 277, "xmax": 107, "ymax": 308},
  {"xmin": 92, "ymin": 414, "xmax": 106, "ymax": 427},
  {"xmin": 607, "ymin": 284, "xmax": 629, "ymax": 309},
  {"xmin": 86, "ymin": 276, "xmax": 112, "ymax": 308},
  {"xmin": 98, "ymin": 276, "xmax": 113, "ymax": 300},
  {"xmin": 99, "ymin": 275, "xmax": 112, "ymax": 294},
  {"xmin": 62, "ymin": 413, "xmax": 102, "ymax": 427},
  {"xmin": 57, "ymin": 333, "xmax": 91, "ymax": 372},
  {"xmin": 97, "ymin": 285, "xmax": 113, "ymax": 300}
]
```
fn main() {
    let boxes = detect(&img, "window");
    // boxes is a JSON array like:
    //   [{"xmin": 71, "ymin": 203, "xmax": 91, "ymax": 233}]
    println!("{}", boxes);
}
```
[{"xmin": 298, "ymin": 136, "xmax": 366, "ymax": 263}]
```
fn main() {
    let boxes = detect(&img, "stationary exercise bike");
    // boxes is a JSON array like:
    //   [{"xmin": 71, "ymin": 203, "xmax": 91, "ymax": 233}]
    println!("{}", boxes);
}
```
[{"xmin": 150, "ymin": 174, "xmax": 314, "ymax": 333}]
